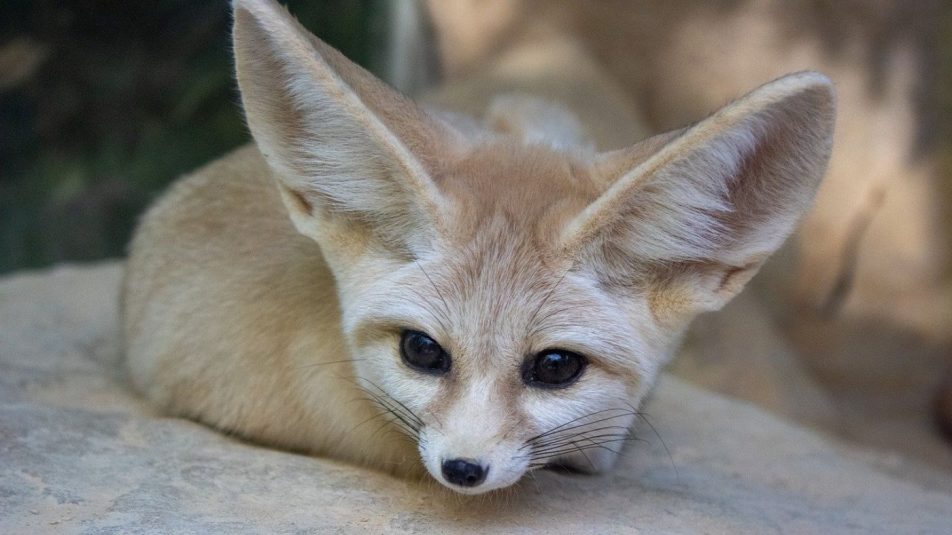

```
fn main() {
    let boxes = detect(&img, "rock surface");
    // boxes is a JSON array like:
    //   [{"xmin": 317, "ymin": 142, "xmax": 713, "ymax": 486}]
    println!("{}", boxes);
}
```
[{"xmin": 2, "ymin": 263, "xmax": 951, "ymax": 534}]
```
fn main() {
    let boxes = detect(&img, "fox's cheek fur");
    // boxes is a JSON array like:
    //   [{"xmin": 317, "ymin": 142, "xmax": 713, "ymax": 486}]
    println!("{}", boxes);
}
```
[{"xmin": 517, "ymin": 375, "xmax": 638, "ymax": 471}]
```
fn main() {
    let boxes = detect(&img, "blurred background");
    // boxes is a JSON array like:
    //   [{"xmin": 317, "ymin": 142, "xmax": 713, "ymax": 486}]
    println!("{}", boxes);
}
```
[{"xmin": 0, "ymin": 0, "xmax": 390, "ymax": 274}]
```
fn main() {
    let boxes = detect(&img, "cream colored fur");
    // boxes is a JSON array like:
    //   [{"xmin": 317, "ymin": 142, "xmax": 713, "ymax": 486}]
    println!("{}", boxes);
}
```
[{"xmin": 122, "ymin": 0, "xmax": 834, "ymax": 494}]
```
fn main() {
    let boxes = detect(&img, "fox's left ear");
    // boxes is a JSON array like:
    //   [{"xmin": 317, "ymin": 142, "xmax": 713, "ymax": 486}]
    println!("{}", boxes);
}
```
[
  {"xmin": 562, "ymin": 72, "xmax": 835, "ymax": 314},
  {"xmin": 232, "ymin": 0, "xmax": 455, "ymax": 255}
]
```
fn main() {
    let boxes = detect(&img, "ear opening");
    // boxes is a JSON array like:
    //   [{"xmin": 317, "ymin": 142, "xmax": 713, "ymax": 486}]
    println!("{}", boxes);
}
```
[
  {"xmin": 232, "ymin": 0, "xmax": 453, "ymax": 251},
  {"xmin": 563, "ymin": 72, "xmax": 836, "ymax": 312}
]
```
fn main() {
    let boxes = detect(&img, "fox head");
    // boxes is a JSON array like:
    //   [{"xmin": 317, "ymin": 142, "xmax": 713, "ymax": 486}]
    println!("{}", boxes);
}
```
[{"xmin": 233, "ymin": 0, "xmax": 834, "ymax": 494}]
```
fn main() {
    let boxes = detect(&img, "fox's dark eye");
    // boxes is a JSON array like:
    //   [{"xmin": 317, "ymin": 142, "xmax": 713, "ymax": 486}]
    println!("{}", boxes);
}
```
[
  {"xmin": 523, "ymin": 350, "xmax": 587, "ymax": 388},
  {"xmin": 400, "ymin": 330, "xmax": 451, "ymax": 375}
]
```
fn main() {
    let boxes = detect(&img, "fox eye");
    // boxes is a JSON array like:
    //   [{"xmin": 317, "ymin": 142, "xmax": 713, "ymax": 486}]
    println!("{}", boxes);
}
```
[
  {"xmin": 400, "ymin": 330, "xmax": 451, "ymax": 375},
  {"xmin": 522, "ymin": 350, "xmax": 587, "ymax": 388}
]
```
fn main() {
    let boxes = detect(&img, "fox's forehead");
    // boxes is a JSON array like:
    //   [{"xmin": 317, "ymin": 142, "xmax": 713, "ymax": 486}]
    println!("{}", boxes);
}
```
[
  {"xmin": 410, "ymin": 216, "xmax": 646, "ymax": 379},
  {"xmin": 435, "ymin": 142, "xmax": 602, "ymax": 248}
]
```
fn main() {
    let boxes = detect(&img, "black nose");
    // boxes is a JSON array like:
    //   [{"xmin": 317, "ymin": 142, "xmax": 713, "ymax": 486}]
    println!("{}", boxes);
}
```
[{"xmin": 441, "ymin": 458, "xmax": 488, "ymax": 487}]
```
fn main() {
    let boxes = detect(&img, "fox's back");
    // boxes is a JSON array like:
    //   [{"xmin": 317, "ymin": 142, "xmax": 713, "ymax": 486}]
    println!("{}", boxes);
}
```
[{"xmin": 121, "ymin": 146, "xmax": 367, "ymax": 455}]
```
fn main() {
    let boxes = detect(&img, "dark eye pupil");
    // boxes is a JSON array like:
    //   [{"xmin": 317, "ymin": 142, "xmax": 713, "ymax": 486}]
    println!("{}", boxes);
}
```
[
  {"xmin": 400, "ymin": 331, "xmax": 450, "ymax": 374},
  {"xmin": 525, "ymin": 350, "xmax": 586, "ymax": 387}
]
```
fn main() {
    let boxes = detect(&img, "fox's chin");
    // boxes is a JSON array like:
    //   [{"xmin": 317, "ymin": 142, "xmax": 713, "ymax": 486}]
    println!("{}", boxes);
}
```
[
  {"xmin": 430, "ymin": 472, "xmax": 525, "ymax": 495},
  {"xmin": 421, "ymin": 456, "xmax": 528, "ymax": 495},
  {"xmin": 418, "ymin": 443, "xmax": 621, "ymax": 493},
  {"xmin": 429, "ymin": 458, "xmax": 600, "ymax": 494},
  {"xmin": 438, "ymin": 481, "xmax": 512, "ymax": 495}
]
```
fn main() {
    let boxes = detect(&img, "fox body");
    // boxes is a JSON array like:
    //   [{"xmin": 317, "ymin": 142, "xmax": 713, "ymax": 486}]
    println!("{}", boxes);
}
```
[{"xmin": 122, "ymin": 0, "xmax": 834, "ymax": 494}]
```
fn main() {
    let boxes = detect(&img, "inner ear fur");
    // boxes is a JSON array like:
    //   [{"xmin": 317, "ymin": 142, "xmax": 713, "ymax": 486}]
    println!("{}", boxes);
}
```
[
  {"xmin": 232, "ymin": 0, "xmax": 454, "ymax": 251},
  {"xmin": 563, "ymin": 72, "xmax": 836, "ymax": 313}
]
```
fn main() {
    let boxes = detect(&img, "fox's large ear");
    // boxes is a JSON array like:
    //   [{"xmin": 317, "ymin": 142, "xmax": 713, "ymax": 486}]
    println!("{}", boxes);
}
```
[
  {"xmin": 562, "ymin": 72, "xmax": 835, "ymax": 314},
  {"xmin": 232, "ymin": 0, "xmax": 453, "ymax": 254}
]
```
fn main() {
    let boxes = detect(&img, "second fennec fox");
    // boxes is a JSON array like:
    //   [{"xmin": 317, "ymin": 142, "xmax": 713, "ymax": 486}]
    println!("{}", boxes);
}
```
[{"xmin": 122, "ymin": 0, "xmax": 835, "ymax": 494}]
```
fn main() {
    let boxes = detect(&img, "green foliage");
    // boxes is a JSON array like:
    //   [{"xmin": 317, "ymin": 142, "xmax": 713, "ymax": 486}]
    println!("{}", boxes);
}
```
[{"xmin": 0, "ymin": 0, "xmax": 387, "ymax": 273}]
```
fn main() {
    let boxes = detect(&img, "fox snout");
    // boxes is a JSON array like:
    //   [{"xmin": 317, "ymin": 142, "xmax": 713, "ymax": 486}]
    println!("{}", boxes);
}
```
[
  {"xmin": 428, "ymin": 449, "xmax": 515, "ymax": 493},
  {"xmin": 414, "ymin": 395, "xmax": 637, "ymax": 493},
  {"xmin": 421, "ymin": 438, "xmax": 517, "ymax": 493},
  {"xmin": 415, "ymin": 376, "xmax": 530, "ymax": 493},
  {"xmin": 426, "ymin": 440, "xmax": 508, "ymax": 492},
  {"xmin": 441, "ymin": 458, "xmax": 487, "ymax": 487}
]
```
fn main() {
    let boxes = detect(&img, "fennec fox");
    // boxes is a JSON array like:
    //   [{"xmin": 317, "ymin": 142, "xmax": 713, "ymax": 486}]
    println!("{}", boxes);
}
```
[{"xmin": 122, "ymin": 0, "xmax": 834, "ymax": 494}]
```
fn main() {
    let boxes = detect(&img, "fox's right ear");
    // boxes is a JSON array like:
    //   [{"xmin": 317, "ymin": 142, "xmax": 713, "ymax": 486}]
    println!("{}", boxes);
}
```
[{"xmin": 232, "ymin": 0, "xmax": 456, "ymax": 256}]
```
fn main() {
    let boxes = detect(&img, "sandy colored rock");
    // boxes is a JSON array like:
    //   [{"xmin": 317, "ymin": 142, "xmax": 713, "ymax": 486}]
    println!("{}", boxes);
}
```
[{"xmin": 1, "ymin": 263, "xmax": 951, "ymax": 533}]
